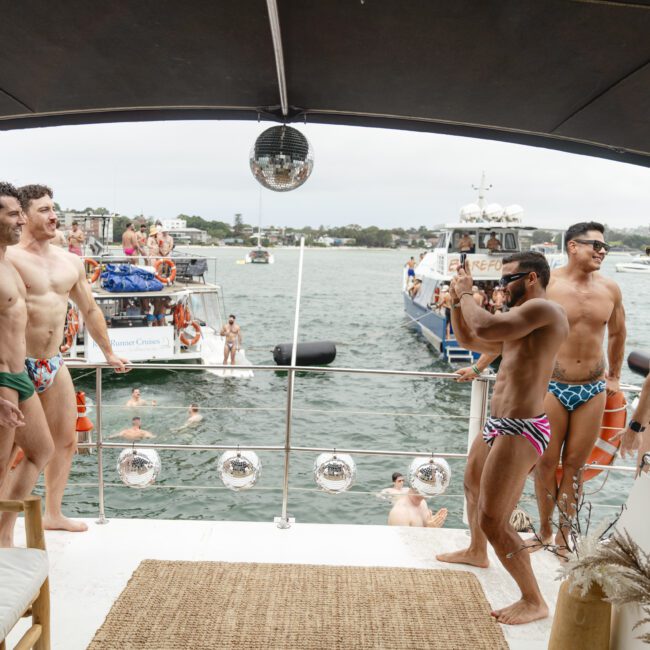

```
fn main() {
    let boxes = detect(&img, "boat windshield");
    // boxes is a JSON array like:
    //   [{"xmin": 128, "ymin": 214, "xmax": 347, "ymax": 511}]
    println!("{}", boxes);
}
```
[{"xmin": 190, "ymin": 292, "xmax": 220, "ymax": 329}]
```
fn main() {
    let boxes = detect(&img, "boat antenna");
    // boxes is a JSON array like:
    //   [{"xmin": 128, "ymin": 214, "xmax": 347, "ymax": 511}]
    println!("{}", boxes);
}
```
[{"xmin": 472, "ymin": 171, "xmax": 492, "ymax": 210}]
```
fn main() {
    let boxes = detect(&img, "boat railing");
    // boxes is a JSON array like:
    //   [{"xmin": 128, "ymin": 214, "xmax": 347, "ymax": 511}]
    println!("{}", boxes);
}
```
[{"xmin": 65, "ymin": 359, "xmax": 641, "ymax": 528}]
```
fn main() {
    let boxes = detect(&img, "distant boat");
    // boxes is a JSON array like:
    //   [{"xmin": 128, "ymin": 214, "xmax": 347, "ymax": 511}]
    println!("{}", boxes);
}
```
[
  {"xmin": 245, "ymin": 247, "xmax": 274, "ymax": 264},
  {"xmin": 616, "ymin": 255, "xmax": 650, "ymax": 274}
]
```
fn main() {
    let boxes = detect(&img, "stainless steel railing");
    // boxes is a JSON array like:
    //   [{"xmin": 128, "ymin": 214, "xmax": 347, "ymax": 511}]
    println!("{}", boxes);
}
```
[{"xmin": 68, "ymin": 359, "xmax": 640, "ymax": 527}]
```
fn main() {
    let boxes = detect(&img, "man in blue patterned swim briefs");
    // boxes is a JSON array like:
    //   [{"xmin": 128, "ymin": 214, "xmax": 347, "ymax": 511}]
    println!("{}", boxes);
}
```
[
  {"xmin": 437, "ymin": 252, "xmax": 568, "ymax": 625},
  {"xmin": 532, "ymin": 222, "xmax": 626, "ymax": 553},
  {"xmin": 2, "ymin": 184, "xmax": 129, "ymax": 543}
]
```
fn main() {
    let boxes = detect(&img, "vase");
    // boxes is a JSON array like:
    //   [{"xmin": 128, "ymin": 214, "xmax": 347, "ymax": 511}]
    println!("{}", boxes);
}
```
[{"xmin": 548, "ymin": 579, "xmax": 611, "ymax": 650}]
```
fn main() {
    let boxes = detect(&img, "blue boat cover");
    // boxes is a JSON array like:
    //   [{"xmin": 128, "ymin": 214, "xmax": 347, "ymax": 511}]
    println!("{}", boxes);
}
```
[{"xmin": 100, "ymin": 264, "xmax": 164, "ymax": 293}]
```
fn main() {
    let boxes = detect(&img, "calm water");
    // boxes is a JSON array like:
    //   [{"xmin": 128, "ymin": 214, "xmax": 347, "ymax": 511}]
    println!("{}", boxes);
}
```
[{"xmin": 62, "ymin": 248, "xmax": 646, "ymax": 528}]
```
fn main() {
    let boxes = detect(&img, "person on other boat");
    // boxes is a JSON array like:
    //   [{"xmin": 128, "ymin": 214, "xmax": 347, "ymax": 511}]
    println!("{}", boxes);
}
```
[
  {"xmin": 136, "ymin": 223, "xmax": 148, "ymax": 257},
  {"xmin": 221, "ymin": 314, "xmax": 242, "ymax": 366},
  {"xmin": 458, "ymin": 231, "xmax": 474, "ymax": 253},
  {"xmin": 152, "ymin": 296, "xmax": 169, "ymax": 326},
  {"xmin": 439, "ymin": 286, "xmax": 453, "ymax": 338},
  {"xmin": 109, "ymin": 416, "xmax": 155, "ymax": 440},
  {"xmin": 380, "ymin": 472, "xmax": 409, "ymax": 499},
  {"xmin": 388, "ymin": 489, "xmax": 447, "ymax": 527},
  {"xmin": 67, "ymin": 220, "xmax": 84, "ymax": 256},
  {"xmin": 408, "ymin": 278, "xmax": 422, "ymax": 298},
  {"xmin": 490, "ymin": 286, "xmax": 505, "ymax": 313},
  {"xmin": 147, "ymin": 225, "xmax": 161, "ymax": 262},
  {"xmin": 486, "ymin": 232, "xmax": 501, "ymax": 252},
  {"xmin": 126, "ymin": 388, "xmax": 157, "ymax": 407},
  {"xmin": 121, "ymin": 222, "xmax": 140, "ymax": 261},
  {"xmin": 6, "ymin": 184, "xmax": 128, "ymax": 536},
  {"xmin": 158, "ymin": 228, "xmax": 174, "ymax": 257},
  {"xmin": 614, "ymin": 371, "xmax": 650, "ymax": 475},
  {"xmin": 0, "ymin": 182, "xmax": 53, "ymax": 547},
  {"xmin": 405, "ymin": 256, "xmax": 416, "ymax": 284},
  {"xmin": 532, "ymin": 222, "xmax": 625, "ymax": 554},
  {"xmin": 51, "ymin": 220, "xmax": 67, "ymax": 248},
  {"xmin": 437, "ymin": 252, "xmax": 568, "ymax": 625}
]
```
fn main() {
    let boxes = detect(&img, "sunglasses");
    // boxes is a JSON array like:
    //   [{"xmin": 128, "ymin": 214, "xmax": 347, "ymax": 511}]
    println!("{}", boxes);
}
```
[
  {"xmin": 572, "ymin": 239, "xmax": 610, "ymax": 253},
  {"xmin": 498, "ymin": 272, "xmax": 529, "ymax": 287}
]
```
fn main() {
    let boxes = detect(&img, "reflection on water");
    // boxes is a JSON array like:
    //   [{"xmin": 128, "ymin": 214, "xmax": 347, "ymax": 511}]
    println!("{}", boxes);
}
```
[{"xmin": 61, "ymin": 249, "xmax": 642, "ymax": 528}]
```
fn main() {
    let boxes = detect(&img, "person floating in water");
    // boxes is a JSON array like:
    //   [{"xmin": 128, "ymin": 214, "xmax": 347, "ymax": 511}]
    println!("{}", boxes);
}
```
[
  {"xmin": 380, "ymin": 472, "xmax": 410, "ymax": 500},
  {"xmin": 388, "ymin": 489, "xmax": 447, "ymax": 528},
  {"xmin": 220, "ymin": 314, "xmax": 242, "ymax": 366},
  {"xmin": 109, "ymin": 416, "xmax": 155, "ymax": 440},
  {"xmin": 125, "ymin": 388, "xmax": 157, "ymax": 407}
]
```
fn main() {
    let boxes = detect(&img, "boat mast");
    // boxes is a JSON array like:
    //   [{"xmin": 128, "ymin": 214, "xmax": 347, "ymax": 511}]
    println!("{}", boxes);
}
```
[{"xmin": 472, "ymin": 171, "xmax": 492, "ymax": 212}]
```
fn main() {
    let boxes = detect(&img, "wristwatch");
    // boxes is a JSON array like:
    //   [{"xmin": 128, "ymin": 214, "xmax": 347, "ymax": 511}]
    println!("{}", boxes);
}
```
[{"xmin": 630, "ymin": 420, "xmax": 646, "ymax": 433}]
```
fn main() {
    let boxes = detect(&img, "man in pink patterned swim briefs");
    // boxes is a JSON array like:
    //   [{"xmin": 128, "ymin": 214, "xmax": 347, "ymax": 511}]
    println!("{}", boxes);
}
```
[{"xmin": 437, "ymin": 252, "xmax": 568, "ymax": 626}]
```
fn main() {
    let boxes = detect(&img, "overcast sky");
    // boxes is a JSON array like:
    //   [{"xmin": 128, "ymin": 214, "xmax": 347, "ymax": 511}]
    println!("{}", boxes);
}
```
[{"xmin": 0, "ymin": 120, "xmax": 648, "ymax": 231}]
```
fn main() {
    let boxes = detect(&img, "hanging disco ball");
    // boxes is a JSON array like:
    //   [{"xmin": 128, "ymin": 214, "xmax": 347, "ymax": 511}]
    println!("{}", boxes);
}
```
[
  {"xmin": 218, "ymin": 450, "xmax": 262, "ymax": 491},
  {"xmin": 408, "ymin": 456, "xmax": 451, "ymax": 497},
  {"xmin": 249, "ymin": 125, "xmax": 314, "ymax": 191},
  {"xmin": 117, "ymin": 448, "xmax": 161, "ymax": 488},
  {"xmin": 314, "ymin": 453, "xmax": 356, "ymax": 494}
]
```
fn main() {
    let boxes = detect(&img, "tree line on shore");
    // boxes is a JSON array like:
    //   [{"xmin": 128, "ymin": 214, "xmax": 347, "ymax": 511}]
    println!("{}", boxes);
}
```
[{"xmin": 61, "ymin": 205, "xmax": 649, "ymax": 251}]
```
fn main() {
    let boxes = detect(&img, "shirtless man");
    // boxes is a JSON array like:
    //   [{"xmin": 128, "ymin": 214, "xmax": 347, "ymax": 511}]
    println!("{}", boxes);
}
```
[
  {"xmin": 486, "ymin": 232, "xmax": 501, "ymax": 252},
  {"xmin": 533, "ymin": 222, "xmax": 625, "ymax": 551},
  {"xmin": 136, "ymin": 224, "xmax": 148, "ymax": 256},
  {"xmin": 380, "ymin": 472, "xmax": 410, "ymax": 499},
  {"xmin": 185, "ymin": 403, "xmax": 203, "ymax": 426},
  {"xmin": 126, "ymin": 388, "xmax": 156, "ymax": 407},
  {"xmin": 458, "ymin": 231, "xmax": 473, "ymax": 253},
  {"xmin": 7, "ymin": 184, "xmax": 128, "ymax": 534},
  {"xmin": 0, "ymin": 182, "xmax": 53, "ymax": 547},
  {"xmin": 388, "ymin": 489, "xmax": 448, "ymax": 527},
  {"xmin": 109, "ymin": 416, "xmax": 155, "ymax": 440},
  {"xmin": 121, "ymin": 222, "xmax": 139, "ymax": 261},
  {"xmin": 220, "ymin": 314, "xmax": 242, "ymax": 365},
  {"xmin": 437, "ymin": 252, "xmax": 569, "ymax": 625},
  {"xmin": 67, "ymin": 221, "xmax": 84, "ymax": 255},
  {"xmin": 51, "ymin": 220, "xmax": 67, "ymax": 248},
  {"xmin": 159, "ymin": 228, "xmax": 174, "ymax": 257}
]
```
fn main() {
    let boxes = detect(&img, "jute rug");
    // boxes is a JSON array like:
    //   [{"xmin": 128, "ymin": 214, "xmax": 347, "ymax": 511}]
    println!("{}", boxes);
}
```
[{"xmin": 88, "ymin": 560, "xmax": 507, "ymax": 649}]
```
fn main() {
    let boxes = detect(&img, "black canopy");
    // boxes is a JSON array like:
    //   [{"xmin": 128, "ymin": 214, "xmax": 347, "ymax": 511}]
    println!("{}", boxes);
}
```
[{"xmin": 2, "ymin": 1, "xmax": 650, "ymax": 165}]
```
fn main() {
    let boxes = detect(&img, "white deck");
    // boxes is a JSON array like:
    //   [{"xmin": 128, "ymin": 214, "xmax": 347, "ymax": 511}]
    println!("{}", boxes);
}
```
[{"xmin": 7, "ymin": 518, "xmax": 561, "ymax": 649}]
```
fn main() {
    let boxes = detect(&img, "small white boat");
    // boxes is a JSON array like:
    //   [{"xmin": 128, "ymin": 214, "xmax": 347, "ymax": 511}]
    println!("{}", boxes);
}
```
[
  {"xmin": 245, "ymin": 247, "xmax": 274, "ymax": 264},
  {"xmin": 615, "ymin": 256, "xmax": 650, "ymax": 273}
]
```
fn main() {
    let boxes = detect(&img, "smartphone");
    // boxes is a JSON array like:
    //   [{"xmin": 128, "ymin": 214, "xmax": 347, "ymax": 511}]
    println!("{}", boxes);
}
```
[{"xmin": 459, "ymin": 252, "xmax": 467, "ymax": 270}]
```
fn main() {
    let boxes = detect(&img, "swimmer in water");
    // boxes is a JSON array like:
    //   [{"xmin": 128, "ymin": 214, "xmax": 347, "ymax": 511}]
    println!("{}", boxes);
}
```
[
  {"xmin": 125, "ymin": 388, "xmax": 157, "ymax": 407},
  {"xmin": 109, "ymin": 416, "xmax": 155, "ymax": 440},
  {"xmin": 387, "ymin": 489, "xmax": 447, "ymax": 528},
  {"xmin": 379, "ymin": 472, "xmax": 409, "ymax": 501}
]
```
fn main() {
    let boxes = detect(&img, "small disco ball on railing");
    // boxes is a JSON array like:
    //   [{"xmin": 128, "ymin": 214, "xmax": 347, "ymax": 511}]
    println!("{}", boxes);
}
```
[
  {"xmin": 117, "ymin": 448, "xmax": 161, "ymax": 488},
  {"xmin": 218, "ymin": 450, "xmax": 262, "ymax": 491},
  {"xmin": 249, "ymin": 125, "xmax": 314, "ymax": 192},
  {"xmin": 409, "ymin": 456, "xmax": 451, "ymax": 497},
  {"xmin": 313, "ymin": 453, "xmax": 356, "ymax": 494}
]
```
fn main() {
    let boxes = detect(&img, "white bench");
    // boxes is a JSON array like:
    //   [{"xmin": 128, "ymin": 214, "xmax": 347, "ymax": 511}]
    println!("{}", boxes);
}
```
[{"xmin": 0, "ymin": 497, "xmax": 50, "ymax": 650}]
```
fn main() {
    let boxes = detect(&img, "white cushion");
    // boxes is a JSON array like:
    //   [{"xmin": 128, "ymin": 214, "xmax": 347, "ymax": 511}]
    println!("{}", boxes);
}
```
[{"xmin": 0, "ymin": 548, "xmax": 48, "ymax": 640}]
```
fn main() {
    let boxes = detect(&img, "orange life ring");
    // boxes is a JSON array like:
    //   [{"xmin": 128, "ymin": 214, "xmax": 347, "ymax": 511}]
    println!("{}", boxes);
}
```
[
  {"xmin": 76, "ymin": 391, "xmax": 94, "ymax": 433},
  {"xmin": 154, "ymin": 258, "xmax": 176, "ymax": 285},
  {"xmin": 556, "ymin": 390, "xmax": 627, "ymax": 483},
  {"xmin": 83, "ymin": 258, "xmax": 101, "ymax": 284},
  {"xmin": 173, "ymin": 303, "xmax": 190, "ymax": 329},
  {"xmin": 179, "ymin": 320, "xmax": 202, "ymax": 347},
  {"xmin": 60, "ymin": 308, "xmax": 80, "ymax": 353},
  {"xmin": 434, "ymin": 286, "xmax": 440, "ymax": 303}
]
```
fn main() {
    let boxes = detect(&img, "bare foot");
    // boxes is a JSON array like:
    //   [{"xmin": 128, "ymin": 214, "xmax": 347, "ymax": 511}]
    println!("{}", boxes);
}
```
[
  {"xmin": 491, "ymin": 597, "xmax": 549, "ymax": 625},
  {"xmin": 43, "ymin": 514, "xmax": 88, "ymax": 533},
  {"xmin": 436, "ymin": 547, "xmax": 489, "ymax": 568},
  {"xmin": 553, "ymin": 529, "xmax": 572, "ymax": 561},
  {"xmin": 522, "ymin": 534, "xmax": 553, "ymax": 554}
]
